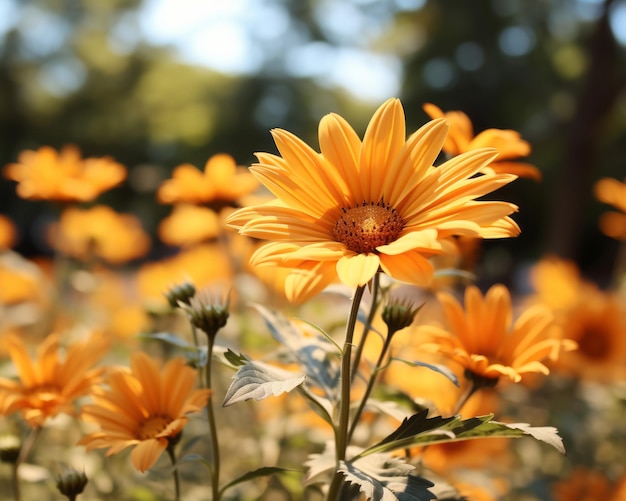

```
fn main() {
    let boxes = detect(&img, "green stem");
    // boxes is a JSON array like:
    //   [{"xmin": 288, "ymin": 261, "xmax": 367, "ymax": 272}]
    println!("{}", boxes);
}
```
[
  {"xmin": 347, "ymin": 331, "xmax": 394, "ymax": 442},
  {"xmin": 351, "ymin": 274, "xmax": 381, "ymax": 380},
  {"xmin": 166, "ymin": 442, "xmax": 181, "ymax": 501},
  {"xmin": 14, "ymin": 427, "xmax": 42, "ymax": 501},
  {"xmin": 205, "ymin": 336, "xmax": 221, "ymax": 501},
  {"xmin": 327, "ymin": 285, "xmax": 366, "ymax": 501}
]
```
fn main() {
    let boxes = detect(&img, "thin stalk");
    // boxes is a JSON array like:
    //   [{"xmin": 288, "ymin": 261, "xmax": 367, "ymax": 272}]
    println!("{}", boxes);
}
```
[
  {"xmin": 205, "ymin": 336, "xmax": 221, "ymax": 501},
  {"xmin": 351, "ymin": 274, "xmax": 381, "ymax": 380},
  {"xmin": 13, "ymin": 427, "xmax": 42, "ymax": 501},
  {"xmin": 347, "ymin": 332, "xmax": 393, "ymax": 442},
  {"xmin": 326, "ymin": 285, "xmax": 366, "ymax": 501},
  {"xmin": 166, "ymin": 442, "xmax": 181, "ymax": 501}
]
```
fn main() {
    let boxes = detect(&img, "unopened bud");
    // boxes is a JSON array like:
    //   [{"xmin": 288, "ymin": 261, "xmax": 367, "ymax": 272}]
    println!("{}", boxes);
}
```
[
  {"xmin": 56, "ymin": 466, "xmax": 88, "ymax": 501},
  {"xmin": 164, "ymin": 281, "xmax": 196, "ymax": 309},
  {"xmin": 184, "ymin": 288, "xmax": 230, "ymax": 339},
  {"xmin": 382, "ymin": 299, "xmax": 422, "ymax": 336}
]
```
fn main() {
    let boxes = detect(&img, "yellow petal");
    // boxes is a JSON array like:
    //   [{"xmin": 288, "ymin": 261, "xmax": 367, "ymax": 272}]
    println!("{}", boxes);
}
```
[
  {"xmin": 336, "ymin": 253, "xmax": 380, "ymax": 287},
  {"xmin": 378, "ymin": 251, "xmax": 434, "ymax": 285},
  {"xmin": 130, "ymin": 438, "xmax": 168, "ymax": 472}
]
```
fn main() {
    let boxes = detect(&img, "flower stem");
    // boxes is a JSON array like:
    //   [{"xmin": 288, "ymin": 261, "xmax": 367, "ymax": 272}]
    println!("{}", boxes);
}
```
[
  {"xmin": 347, "ymin": 332, "xmax": 393, "ymax": 442},
  {"xmin": 327, "ymin": 285, "xmax": 366, "ymax": 501},
  {"xmin": 205, "ymin": 336, "xmax": 221, "ymax": 501},
  {"xmin": 14, "ymin": 427, "xmax": 42, "ymax": 501},
  {"xmin": 351, "ymin": 274, "xmax": 380, "ymax": 380},
  {"xmin": 166, "ymin": 442, "xmax": 181, "ymax": 501}
]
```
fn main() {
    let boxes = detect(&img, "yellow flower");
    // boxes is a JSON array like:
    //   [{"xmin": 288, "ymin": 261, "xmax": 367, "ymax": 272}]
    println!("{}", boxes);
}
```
[
  {"xmin": 553, "ymin": 288, "xmax": 626, "ymax": 381},
  {"xmin": 0, "ymin": 215, "xmax": 17, "ymax": 250},
  {"xmin": 594, "ymin": 177, "xmax": 626, "ymax": 240},
  {"xmin": 422, "ymin": 284, "xmax": 576, "ymax": 383},
  {"xmin": 78, "ymin": 352, "xmax": 211, "ymax": 473},
  {"xmin": 157, "ymin": 204, "xmax": 222, "ymax": 247},
  {"xmin": 227, "ymin": 98, "xmax": 520, "ymax": 302},
  {"xmin": 3, "ymin": 145, "xmax": 126, "ymax": 202},
  {"xmin": 157, "ymin": 153, "xmax": 259, "ymax": 206},
  {"xmin": 423, "ymin": 103, "xmax": 541, "ymax": 181},
  {"xmin": 49, "ymin": 205, "xmax": 151, "ymax": 264},
  {"xmin": 0, "ymin": 333, "xmax": 109, "ymax": 428}
]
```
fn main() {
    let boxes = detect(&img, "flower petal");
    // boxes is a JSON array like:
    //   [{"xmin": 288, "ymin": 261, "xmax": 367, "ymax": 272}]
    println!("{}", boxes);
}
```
[{"xmin": 336, "ymin": 253, "xmax": 380, "ymax": 287}]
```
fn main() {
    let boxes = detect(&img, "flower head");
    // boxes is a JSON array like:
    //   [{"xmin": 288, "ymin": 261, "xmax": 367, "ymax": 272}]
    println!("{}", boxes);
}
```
[
  {"xmin": 49, "ymin": 205, "xmax": 151, "ymax": 264},
  {"xmin": 422, "ymin": 284, "xmax": 576, "ymax": 384},
  {"xmin": 423, "ymin": 103, "xmax": 541, "ymax": 181},
  {"xmin": 0, "ymin": 333, "xmax": 109, "ymax": 427},
  {"xmin": 78, "ymin": 352, "xmax": 211, "ymax": 472},
  {"xmin": 3, "ymin": 145, "xmax": 126, "ymax": 202},
  {"xmin": 227, "ymin": 98, "xmax": 520, "ymax": 302},
  {"xmin": 594, "ymin": 177, "xmax": 626, "ymax": 240},
  {"xmin": 157, "ymin": 153, "xmax": 259, "ymax": 207}
]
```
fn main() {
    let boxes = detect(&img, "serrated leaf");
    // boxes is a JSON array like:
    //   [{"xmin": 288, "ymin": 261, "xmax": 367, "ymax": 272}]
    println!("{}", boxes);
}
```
[
  {"xmin": 223, "ymin": 361, "xmax": 306, "ymax": 406},
  {"xmin": 394, "ymin": 359, "xmax": 459, "ymax": 387},
  {"xmin": 224, "ymin": 348, "xmax": 249, "ymax": 367},
  {"xmin": 340, "ymin": 454, "xmax": 435, "ymax": 501},
  {"xmin": 219, "ymin": 467, "xmax": 296, "ymax": 495},
  {"xmin": 378, "ymin": 409, "xmax": 456, "ymax": 447},
  {"xmin": 491, "ymin": 422, "xmax": 566, "ymax": 454},
  {"xmin": 251, "ymin": 304, "xmax": 339, "ymax": 397},
  {"xmin": 360, "ymin": 413, "xmax": 566, "ymax": 457}
]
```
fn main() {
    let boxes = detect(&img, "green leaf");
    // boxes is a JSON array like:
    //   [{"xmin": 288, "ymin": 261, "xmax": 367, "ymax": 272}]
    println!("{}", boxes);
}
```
[
  {"xmin": 358, "ymin": 413, "xmax": 566, "ymax": 457},
  {"xmin": 250, "ymin": 304, "xmax": 340, "ymax": 398},
  {"xmin": 376, "ymin": 409, "xmax": 456, "ymax": 448},
  {"xmin": 219, "ymin": 467, "xmax": 297, "ymax": 495},
  {"xmin": 223, "ymin": 348, "xmax": 249, "ymax": 367},
  {"xmin": 393, "ymin": 358, "xmax": 459, "ymax": 387},
  {"xmin": 139, "ymin": 332, "xmax": 196, "ymax": 350},
  {"xmin": 339, "ymin": 455, "xmax": 436, "ymax": 501},
  {"xmin": 222, "ymin": 360, "xmax": 306, "ymax": 406}
]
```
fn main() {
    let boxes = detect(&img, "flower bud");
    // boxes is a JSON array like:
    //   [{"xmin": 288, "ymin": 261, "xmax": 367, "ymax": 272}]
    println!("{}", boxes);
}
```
[
  {"xmin": 0, "ymin": 435, "xmax": 20, "ymax": 464},
  {"xmin": 382, "ymin": 299, "xmax": 422, "ymax": 337},
  {"xmin": 164, "ymin": 280, "xmax": 197, "ymax": 309},
  {"xmin": 184, "ymin": 288, "xmax": 230, "ymax": 339},
  {"xmin": 56, "ymin": 466, "xmax": 88, "ymax": 500}
]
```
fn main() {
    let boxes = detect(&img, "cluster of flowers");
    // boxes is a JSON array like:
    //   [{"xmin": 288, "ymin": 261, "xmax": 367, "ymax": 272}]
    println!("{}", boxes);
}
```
[{"xmin": 0, "ymin": 99, "xmax": 625, "ymax": 501}]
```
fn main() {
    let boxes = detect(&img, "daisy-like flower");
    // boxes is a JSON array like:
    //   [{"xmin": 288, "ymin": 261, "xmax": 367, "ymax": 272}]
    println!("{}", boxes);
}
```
[
  {"xmin": 49, "ymin": 205, "xmax": 151, "ymax": 264},
  {"xmin": 78, "ymin": 352, "xmax": 211, "ymax": 473},
  {"xmin": 423, "ymin": 103, "xmax": 541, "ymax": 181},
  {"xmin": 421, "ymin": 284, "xmax": 576, "ymax": 384},
  {"xmin": 0, "ymin": 333, "xmax": 109, "ymax": 428},
  {"xmin": 157, "ymin": 153, "xmax": 259, "ymax": 206},
  {"xmin": 227, "ymin": 98, "xmax": 520, "ymax": 303},
  {"xmin": 594, "ymin": 177, "xmax": 626, "ymax": 240},
  {"xmin": 3, "ymin": 145, "xmax": 126, "ymax": 202},
  {"xmin": 157, "ymin": 204, "xmax": 222, "ymax": 247}
]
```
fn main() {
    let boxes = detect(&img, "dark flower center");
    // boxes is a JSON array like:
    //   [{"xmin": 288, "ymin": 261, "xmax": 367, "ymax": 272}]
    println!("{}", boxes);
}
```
[
  {"xmin": 137, "ymin": 415, "xmax": 171, "ymax": 440},
  {"xmin": 333, "ymin": 199, "xmax": 404, "ymax": 254}
]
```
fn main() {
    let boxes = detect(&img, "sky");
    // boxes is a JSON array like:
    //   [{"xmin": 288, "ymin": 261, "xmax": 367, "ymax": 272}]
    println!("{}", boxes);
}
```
[{"xmin": 137, "ymin": 0, "xmax": 408, "ymax": 101}]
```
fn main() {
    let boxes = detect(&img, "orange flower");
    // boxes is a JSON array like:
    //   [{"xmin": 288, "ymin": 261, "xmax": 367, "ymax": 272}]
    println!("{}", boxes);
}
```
[
  {"xmin": 0, "ymin": 333, "xmax": 109, "ymax": 427},
  {"xmin": 528, "ymin": 255, "xmax": 588, "ymax": 312},
  {"xmin": 228, "ymin": 98, "xmax": 519, "ymax": 303},
  {"xmin": 157, "ymin": 153, "xmax": 259, "ymax": 206},
  {"xmin": 78, "ymin": 352, "xmax": 211, "ymax": 473},
  {"xmin": 3, "ymin": 145, "xmax": 126, "ymax": 202},
  {"xmin": 423, "ymin": 103, "xmax": 541, "ymax": 181},
  {"xmin": 594, "ymin": 177, "xmax": 626, "ymax": 240},
  {"xmin": 421, "ymin": 284, "xmax": 576, "ymax": 383},
  {"xmin": 0, "ymin": 215, "xmax": 17, "ymax": 250},
  {"xmin": 552, "ymin": 288, "xmax": 626, "ymax": 381},
  {"xmin": 157, "ymin": 204, "xmax": 222, "ymax": 247},
  {"xmin": 553, "ymin": 468, "xmax": 626, "ymax": 501},
  {"xmin": 49, "ymin": 205, "xmax": 151, "ymax": 264}
]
